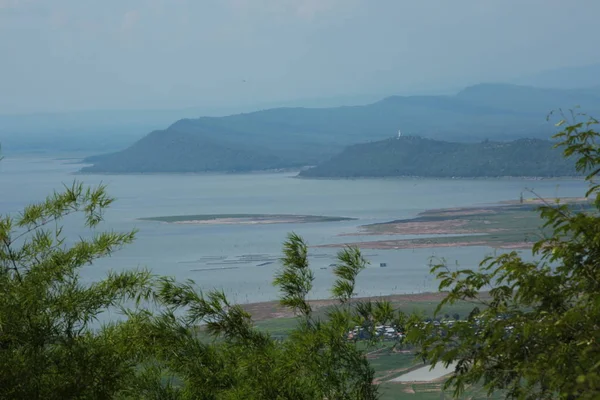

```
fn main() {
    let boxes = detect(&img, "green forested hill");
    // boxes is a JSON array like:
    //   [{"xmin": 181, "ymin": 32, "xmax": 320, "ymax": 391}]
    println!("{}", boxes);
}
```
[
  {"xmin": 299, "ymin": 136, "xmax": 578, "ymax": 178},
  {"xmin": 81, "ymin": 83, "xmax": 600, "ymax": 173},
  {"xmin": 80, "ymin": 129, "xmax": 291, "ymax": 173}
]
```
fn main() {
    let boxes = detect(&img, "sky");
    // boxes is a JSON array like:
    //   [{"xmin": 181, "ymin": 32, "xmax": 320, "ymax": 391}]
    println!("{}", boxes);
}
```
[{"xmin": 1, "ymin": 0, "xmax": 600, "ymax": 114}]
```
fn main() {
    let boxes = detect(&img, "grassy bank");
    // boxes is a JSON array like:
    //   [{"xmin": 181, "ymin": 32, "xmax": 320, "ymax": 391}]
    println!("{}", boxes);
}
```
[
  {"xmin": 254, "ymin": 297, "xmax": 480, "ymax": 337},
  {"xmin": 320, "ymin": 197, "xmax": 592, "ymax": 250}
]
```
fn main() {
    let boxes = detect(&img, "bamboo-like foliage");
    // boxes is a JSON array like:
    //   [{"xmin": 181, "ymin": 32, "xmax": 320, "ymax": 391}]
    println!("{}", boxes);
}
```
[
  {"xmin": 0, "ymin": 175, "xmax": 383, "ymax": 398},
  {"xmin": 0, "ymin": 181, "xmax": 152, "ymax": 399},
  {"xmin": 410, "ymin": 114, "xmax": 600, "ymax": 399},
  {"xmin": 274, "ymin": 232, "xmax": 314, "ymax": 318},
  {"xmin": 331, "ymin": 246, "xmax": 367, "ymax": 304}
]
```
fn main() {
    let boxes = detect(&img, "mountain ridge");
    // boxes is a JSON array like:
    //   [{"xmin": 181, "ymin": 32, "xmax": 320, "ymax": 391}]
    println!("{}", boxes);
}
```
[
  {"xmin": 299, "ymin": 136, "xmax": 577, "ymax": 178},
  {"xmin": 511, "ymin": 63, "xmax": 600, "ymax": 89},
  {"xmin": 81, "ymin": 83, "xmax": 600, "ymax": 174}
]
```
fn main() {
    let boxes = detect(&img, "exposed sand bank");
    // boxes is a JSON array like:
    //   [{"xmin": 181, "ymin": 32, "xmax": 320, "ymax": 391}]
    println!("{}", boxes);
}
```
[
  {"xmin": 321, "ymin": 197, "xmax": 591, "ymax": 250},
  {"xmin": 316, "ymin": 239, "xmax": 532, "ymax": 250},
  {"xmin": 140, "ymin": 214, "xmax": 356, "ymax": 225}
]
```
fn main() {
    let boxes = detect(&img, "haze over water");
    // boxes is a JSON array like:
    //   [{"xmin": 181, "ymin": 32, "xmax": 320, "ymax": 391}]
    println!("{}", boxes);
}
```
[{"xmin": 0, "ymin": 155, "xmax": 588, "ymax": 303}]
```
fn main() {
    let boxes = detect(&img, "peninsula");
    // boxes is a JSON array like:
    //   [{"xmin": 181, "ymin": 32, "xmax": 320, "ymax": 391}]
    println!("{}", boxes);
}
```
[{"xmin": 318, "ymin": 197, "xmax": 591, "ymax": 250}]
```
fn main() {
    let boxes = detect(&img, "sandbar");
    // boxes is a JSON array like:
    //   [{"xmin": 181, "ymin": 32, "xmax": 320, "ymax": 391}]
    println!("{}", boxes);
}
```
[{"xmin": 139, "ymin": 213, "xmax": 356, "ymax": 225}]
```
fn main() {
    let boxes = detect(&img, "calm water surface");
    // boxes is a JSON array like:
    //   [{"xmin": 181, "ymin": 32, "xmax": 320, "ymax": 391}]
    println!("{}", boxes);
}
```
[{"xmin": 0, "ymin": 156, "xmax": 588, "ymax": 303}]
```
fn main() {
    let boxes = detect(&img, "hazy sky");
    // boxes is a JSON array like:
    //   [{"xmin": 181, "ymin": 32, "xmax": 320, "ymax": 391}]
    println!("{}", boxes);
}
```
[{"xmin": 1, "ymin": 0, "xmax": 599, "ymax": 113}]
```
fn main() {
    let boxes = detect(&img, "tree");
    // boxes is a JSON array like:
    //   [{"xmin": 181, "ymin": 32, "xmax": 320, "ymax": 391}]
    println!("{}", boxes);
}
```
[
  {"xmin": 0, "ymin": 182, "xmax": 153, "ymax": 399},
  {"xmin": 410, "ymin": 115, "xmax": 600, "ymax": 399},
  {"xmin": 0, "ymin": 172, "xmax": 383, "ymax": 399},
  {"xmin": 129, "ymin": 233, "xmax": 380, "ymax": 399}
]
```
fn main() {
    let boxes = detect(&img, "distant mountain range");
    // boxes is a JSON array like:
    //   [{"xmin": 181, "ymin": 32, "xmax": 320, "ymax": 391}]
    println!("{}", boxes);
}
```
[
  {"xmin": 81, "ymin": 83, "xmax": 600, "ymax": 174},
  {"xmin": 0, "ymin": 107, "xmax": 253, "ymax": 154},
  {"xmin": 299, "ymin": 136, "xmax": 577, "ymax": 178},
  {"xmin": 3, "ymin": 62, "xmax": 600, "ymax": 156},
  {"xmin": 0, "ymin": 98, "xmax": 379, "ymax": 155},
  {"xmin": 512, "ymin": 63, "xmax": 600, "ymax": 89}
]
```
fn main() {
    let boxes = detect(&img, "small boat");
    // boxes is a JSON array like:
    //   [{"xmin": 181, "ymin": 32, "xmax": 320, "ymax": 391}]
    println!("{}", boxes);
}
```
[{"xmin": 379, "ymin": 263, "xmax": 387, "ymax": 268}]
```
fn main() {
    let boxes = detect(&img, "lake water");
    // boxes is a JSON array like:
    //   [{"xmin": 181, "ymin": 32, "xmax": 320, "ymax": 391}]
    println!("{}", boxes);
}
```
[
  {"xmin": 391, "ymin": 362, "xmax": 458, "ymax": 382},
  {"xmin": 0, "ymin": 155, "xmax": 588, "ymax": 303}
]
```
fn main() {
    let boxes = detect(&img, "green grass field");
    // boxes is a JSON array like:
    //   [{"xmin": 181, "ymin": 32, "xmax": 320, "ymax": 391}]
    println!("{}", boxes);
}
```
[
  {"xmin": 252, "ymin": 296, "xmax": 503, "ymax": 398},
  {"xmin": 368, "ymin": 346, "xmax": 505, "ymax": 399},
  {"xmin": 254, "ymin": 299, "xmax": 481, "ymax": 337},
  {"xmin": 377, "ymin": 381, "xmax": 505, "ymax": 400},
  {"xmin": 369, "ymin": 350, "xmax": 417, "ymax": 379}
]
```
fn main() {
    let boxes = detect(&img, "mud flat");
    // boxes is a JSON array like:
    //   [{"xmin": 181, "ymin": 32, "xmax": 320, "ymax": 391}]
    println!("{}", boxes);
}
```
[
  {"xmin": 139, "ymin": 214, "xmax": 356, "ymax": 225},
  {"xmin": 321, "ymin": 197, "xmax": 592, "ymax": 250}
]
